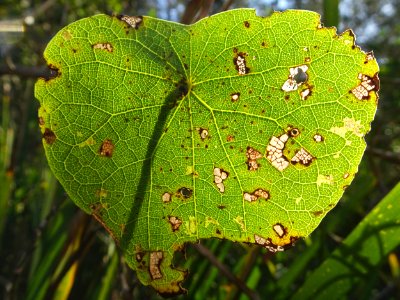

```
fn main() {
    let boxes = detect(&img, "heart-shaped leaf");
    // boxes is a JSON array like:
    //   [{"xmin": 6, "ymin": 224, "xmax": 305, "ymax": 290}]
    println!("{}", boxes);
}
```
[{"xmin": 35, "ymin": 9, "xmax": 379, "ymax": 295}]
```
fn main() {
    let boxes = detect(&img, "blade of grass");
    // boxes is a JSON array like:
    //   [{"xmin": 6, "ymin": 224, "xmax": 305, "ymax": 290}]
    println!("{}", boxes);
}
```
[
  {"xmin": 0, "ymin": 80, "xmax": 13, "ymax": 246},
  {"xmin": 96, "ymin": 249, "xmax": 119, "ymax": 300},
  {"xmin": 292, "ymin": 182, "xmax": 400, "ymax": 300},
  {"xmin": 26, "ymin": 201, "xmax": 76, "ymax": 300}
]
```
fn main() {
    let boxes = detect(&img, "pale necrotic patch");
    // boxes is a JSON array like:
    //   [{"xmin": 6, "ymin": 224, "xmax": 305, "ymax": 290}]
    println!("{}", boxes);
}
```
[
  {"xmin": 266, "ymin": 134, "xmax": 289, "ymax": 171},
  {"xmin": 351, "ymin": 73, "xmax": 380, "ymax": 100},
  {"xmin": 282, "ymin": 65, "xmax": 309, "ymax": 92},
  {"xmin": 246, "ymin": 146, "xmax": 262, "ymax": 171},
  {"xmin": 364, "ymin": 51, "xmax": 375, "ymax": 63},
  {"xmin": 168, "ymin": 216, "xmax": 182, "ymax": 231},
  {"xmin": 119, "ymin": 15, "xmax": 143, "ymax": 29},
  {"xmin": 313, "ymin": 134, "xmax": 324, "ymax": 142},
  {"xmin": 162, "ymin": 192, "xmax": 172, "ymax": 203},
  {"xmin": 243, "ymin": 189, "xmax": 269, "ymax": 202},
  {"xmin": 234, "ymin": 52, "xmax": 249, "ymax": 75},
  {"xmin": 198, "ymin": 128, "xmax": 209, "ymax": 140},
  {"xmin": 214, "ymin": 167, "xmax": 228, "ymax": 193},
  {"xmin": 231, "ymin": 92, "xmax": 240, "ymax": 102},
  {"xmin": 273, "ymin": 223, "xmax": 286, "ymax": 238},
  {"xmin": 92, "ymin": 43, "xmax": 113, "ymax": 52},
  {"xmin": 291, "ymin": 148, "xmax": 314, "ymax": 166},
  {"xmin": 149, "ymin": 251, "xmax": 163, "ymax": 280},
  {"xmin": 300, "ymin": 88, "xmax": 311, "ymax": 100},
  {"xmin": 254, "ymin": 234, "xmax": 285, "ymax": 253}
]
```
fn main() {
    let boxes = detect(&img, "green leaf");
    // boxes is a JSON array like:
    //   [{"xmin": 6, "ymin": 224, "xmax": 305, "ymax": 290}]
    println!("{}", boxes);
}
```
[
  {"xmin": 35, "ymin": 9, "xmax": 379, "ymax": 294},
  {"xmin": 292, "ymin": 182, "xmax": 400, "ymax": 300}
]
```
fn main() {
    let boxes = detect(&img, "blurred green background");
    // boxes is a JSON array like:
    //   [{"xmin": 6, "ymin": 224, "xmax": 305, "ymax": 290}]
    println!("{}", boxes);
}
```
[{"xmin": 1, "ymin": 0, "xmax": 399, "ymax": 299}]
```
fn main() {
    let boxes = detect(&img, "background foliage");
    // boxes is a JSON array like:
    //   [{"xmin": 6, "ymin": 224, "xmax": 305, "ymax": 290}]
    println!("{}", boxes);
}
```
[{"xmin": 1, "ymin": 0, "xmax": 399, "ymax": 299}]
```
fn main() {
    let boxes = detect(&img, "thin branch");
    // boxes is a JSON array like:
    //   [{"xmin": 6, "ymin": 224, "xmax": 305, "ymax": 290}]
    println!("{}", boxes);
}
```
[
  {"xmin": 180, "ymin": 0, "xmax": 214, "ymax": 24},
  {"xmin": 193, "ymin": 243, "xmax": 261, "ymax": 300},
  {"xmin": 0, "ymin": 64, "xmax": 50, "ymax": 79},
  {"xmin": 221, "ymin": 0, "xmax": 234, "ymax": 12}
]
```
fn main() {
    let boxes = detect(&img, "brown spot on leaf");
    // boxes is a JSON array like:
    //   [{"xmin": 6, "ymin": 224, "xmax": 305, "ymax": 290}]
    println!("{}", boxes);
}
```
[
  {"xmin": 136, "ymin": 251, "xmax": 145, "ymax": 262},
  {"xmin": 231, "ymin": 92, "xmax": 240, "ymax": 102},
  {"xmin": 149, "ymin": 251, "xmax": 163, "ymax": 280},
  {"xmin": 43, "ymin": 128, "xmax": 56, "ymax": 144},
  {"xmin": 254, "ymin": 235, "xmax": 285, "ymax": 252},
  {"xmin": 313, "ymin": 210, "xmax": 323, "ymax": 217},
  {"xmin": 214, "ymin": 167, "xmax": 228, "ymax": 193},
  {"xmin": 217, "ymin": 205, "xmax": 226, "ymax": 209},
  {"xmin": 246, "ymin": 146, "xmax": 262, "ymax": 171},
  {"xmin": 38, "ymin": 117, "xmax": 45, "ymax": 126},
  {"xmin": 162, "ymin": 192, "xmax": 172, "ymax": 203},
  {"xmin": 300, "ymin": 88, "xmax": 311, "ymax": 100},
  {"xmin": 364, "ymin": 51, "xmax": 375, "ymax": 64},
  {"xmin": 351, "ymin": 73, "xmax": 380, "ymax": 100},
  {"xmin": 244, "ymin": 21, "xmax": 250, "ymax": 28},
  {"xmin": 273, "ymin": 223, "xmax": 287, "ymax": 238},
  {"xmin": 288, "ymin": 128, "xmax": 300, "ymax": 137},
  {"xmin": 233, "ymin": 52, "xmax": 249, "ymax": 75},
  {"xmin": 168, "ymin": 216, "xmax": 182, "ymax": 231},
  {"xmin": 198, "ymin": 128, "xmax": 209, "ymax": 140},
  {"xmin": 227, "ymin": 135, "xmax": 234, "ymax": 142},
  {"xmin": 243, "ymin": 188, "xmax": 269, "ymax": 202},
  {"xmin": 291, "ymin": 148, "xmax": 314, "ymax": 166},
  {"xmin": 178, "ymin": 187, "xmax": 192, "ymax": 199},
  {"xmin": 99, "ymin": 139, "xmax": 114, "ymax": 157},
  {"xmin": 92, "ymin": 42, "xmax": 113, "ymax": 52},
  {"xmin": 118, "ymin": 15, "xmax": 143, "ymax": 29},
  {"xmin": 313, "ymin": 134, "xmax": 323, "ymax": 142}
]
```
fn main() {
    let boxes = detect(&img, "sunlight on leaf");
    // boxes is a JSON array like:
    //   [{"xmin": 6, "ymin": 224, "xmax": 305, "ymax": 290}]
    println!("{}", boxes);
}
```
[{"xmin": 35, "ymin": 9, "xmax": 379, "ymax": 294}]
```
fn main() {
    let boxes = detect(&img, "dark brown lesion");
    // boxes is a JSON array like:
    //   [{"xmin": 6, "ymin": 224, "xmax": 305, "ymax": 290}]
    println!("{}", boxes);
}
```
[
  {"xmin": 313, "ymin": 210, "xmax": 324, "ymax": 217},
  {"xmin": 43, "ymin": 128, "xmax": 56, "ymax": 144},
  {"xmin": 177, "ymin": 187, "xmax": 193, "ymax": 199},
  {"xmin": 99, "ymin": 139, "xmax": 114, "ymax": 157},
  {"xmin": 288, "ymin": 127, "xmax": 300, "ymax": 137}
]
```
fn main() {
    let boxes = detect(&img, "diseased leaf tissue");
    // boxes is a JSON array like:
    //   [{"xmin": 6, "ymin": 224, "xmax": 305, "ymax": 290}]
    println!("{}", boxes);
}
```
[{"xmin": 35, "ymin": 9, "xmax": 379, "ymax": 295}]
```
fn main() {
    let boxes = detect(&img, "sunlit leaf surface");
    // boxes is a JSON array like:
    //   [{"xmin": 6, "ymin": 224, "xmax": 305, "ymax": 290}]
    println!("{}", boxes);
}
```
[{"xmin": 35, "ymin": 9, "xmax": 379, "ymax": 294}]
